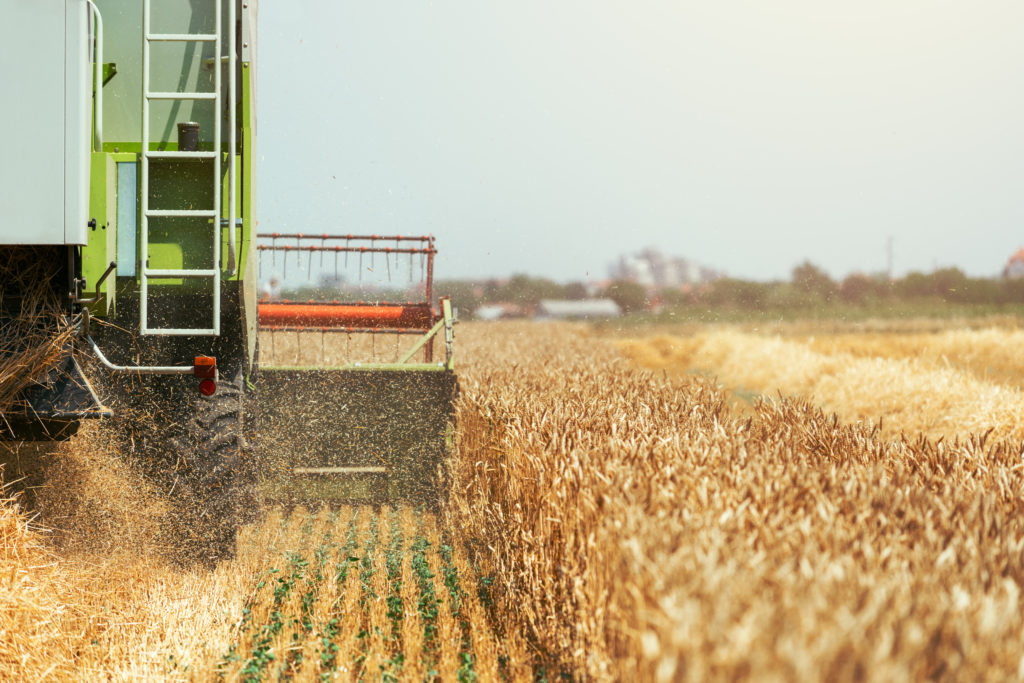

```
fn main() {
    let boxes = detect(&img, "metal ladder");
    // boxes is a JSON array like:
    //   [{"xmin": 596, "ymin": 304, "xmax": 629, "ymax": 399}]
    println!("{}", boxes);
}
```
[{"xmin": 140, "ymin": 0, "xmax": 236, "ymax": 335}]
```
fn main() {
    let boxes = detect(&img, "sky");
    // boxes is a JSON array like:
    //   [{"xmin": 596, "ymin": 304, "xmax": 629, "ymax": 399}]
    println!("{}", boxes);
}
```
[{"xmin": 256, "ymin": 1, "xmax": 1024, "ymax": 283}]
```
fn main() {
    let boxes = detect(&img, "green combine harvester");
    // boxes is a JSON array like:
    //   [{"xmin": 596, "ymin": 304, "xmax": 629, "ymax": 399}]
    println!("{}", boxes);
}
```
[{"xmin": 0, "ymin": 0, "xmax": 457, "ymax": 563}]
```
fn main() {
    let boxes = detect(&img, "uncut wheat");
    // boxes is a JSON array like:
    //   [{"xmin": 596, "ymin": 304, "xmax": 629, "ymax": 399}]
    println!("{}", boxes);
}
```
[{"xmin": 448, "ymin": 321, "xmax": 1024, "ymax": 681}]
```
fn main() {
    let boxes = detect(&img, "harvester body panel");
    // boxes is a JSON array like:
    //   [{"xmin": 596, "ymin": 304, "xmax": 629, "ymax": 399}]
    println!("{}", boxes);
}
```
[
  {"xmin": 0, "ymin": 0, "xmax": 91, "ymax": 246},
  {"xmin": 258, "ymin": 368, "xmax": 456, "ymax": 503}
]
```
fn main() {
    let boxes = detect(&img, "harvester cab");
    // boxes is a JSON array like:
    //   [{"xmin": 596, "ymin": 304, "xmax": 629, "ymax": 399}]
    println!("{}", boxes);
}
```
[{"xmin": 0, "ymin": 1, "xmax": 458, "ymax": 560}]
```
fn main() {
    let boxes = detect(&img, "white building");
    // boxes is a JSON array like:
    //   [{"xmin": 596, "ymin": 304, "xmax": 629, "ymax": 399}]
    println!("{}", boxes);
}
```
[
  {"xmin": 535, "ymin": 299, "xmax": 621, "ymax": 320},
  {"xmin": 610, "ymin": 248, "xmax": 721, "ymax": 287}
]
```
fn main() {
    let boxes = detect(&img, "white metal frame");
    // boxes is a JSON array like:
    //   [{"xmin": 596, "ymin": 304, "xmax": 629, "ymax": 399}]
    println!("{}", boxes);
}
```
[
  {"xmin": 85, "ymin": 0, "xmax": 103, "ymax": 151},
  {"xmin": 227, "ymin": 0, "xmax": 237, "ymax": 276},
  {"xmin": 140, "ymin": 0, "xmax": 230, "ymax": 335}
]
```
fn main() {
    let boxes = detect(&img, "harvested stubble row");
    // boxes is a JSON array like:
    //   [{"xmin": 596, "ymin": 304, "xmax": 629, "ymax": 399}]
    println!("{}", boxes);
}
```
[
  {"xmin": 0, "ymin": 501, "xmax": 295, "ymax": 679},
  {"xmin": 797, "ymin": 327, "xmax": 1024, "ymax": 388},
  {"xmin": 616, "ymin": 329, "xmax": 1024, "ymax": 442},
  {"xmin": 447, "ymin": 322, "xmax": 1024, "ymax": 681},
  {"xmin": 217, "ymin": 504, "xmax": 518, "ymax": 682},
  {"xmin": 0, "ymin": 492, "xmax": 519, "ymax": 679}
]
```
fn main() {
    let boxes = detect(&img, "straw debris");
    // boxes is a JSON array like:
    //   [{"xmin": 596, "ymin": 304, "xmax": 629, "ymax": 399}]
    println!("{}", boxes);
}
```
[{"xmin": 0, "ymin": 247, "xmax": 74, "ymax": 420}]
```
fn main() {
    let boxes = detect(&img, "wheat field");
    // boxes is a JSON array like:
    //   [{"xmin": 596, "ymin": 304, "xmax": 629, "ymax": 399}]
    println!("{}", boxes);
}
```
[
  {"xmin": 1, "ymin": 321, "xmax": 1023, "ymax": 680},
  {"xmin": 616, "ymin": 326, "xmax": 1024, "ymax": 442}
]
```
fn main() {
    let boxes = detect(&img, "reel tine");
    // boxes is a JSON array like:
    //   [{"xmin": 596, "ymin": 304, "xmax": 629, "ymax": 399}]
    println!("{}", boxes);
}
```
[
  {"xmin": 307, "ymin": 247, "xmax": 313, "ymax": 280},
  {"xmin": 345, "ymin": 237, "xmax": 350, "ymax": 268},
  {"xmin": 359, "ymin": 250, "xmax": 363, "ymax": 282},
  {"xmin": 386, "ymin": 248, "xmax": 392, "ymax": 282},
  {"xmin": 320, "ymin": 235, "xmax": 326, "ymax": 269},
  {"xmin": 334, "ymin": 248, "xmax": 339, "ymax": 283}
]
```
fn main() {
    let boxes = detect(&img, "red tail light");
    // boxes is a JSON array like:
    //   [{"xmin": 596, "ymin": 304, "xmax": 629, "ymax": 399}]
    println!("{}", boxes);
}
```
[
  {"xmin": 193, "ymin": 356, "xmax": 217, "ymax": 379},
  {"xmin": 199, "ymin": 379, "xmax": 216, "ymax": 396}
]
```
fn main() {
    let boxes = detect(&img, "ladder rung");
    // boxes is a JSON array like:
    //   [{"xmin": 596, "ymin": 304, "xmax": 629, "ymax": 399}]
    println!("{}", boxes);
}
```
[
  {"xmin": 145, "ymin": 151, "xmax": 218, "ymax": 160},
  {"xmin": 145, "ymin": 269, "xmax": 219, "ymax": 278},
  {"xmin": 146, "ymin": 209, "xmax": 217, "ymax": 218},
  {"xmin": 146, "ymin": 91, "xmax": 217, "ymax": 100},
  {"xmin": 147, "ymin": 33, "xmax": 218, "ymax": 42},
  {"xmin": 142, "ymin": 328, "xmax": 219, "ymax": 336},
  {"xmin": 202, "ymin": 56, "xmax": 231, "ymax": 68},
  {"xmin": 293, "ymin": 467, "xmax": 388, "ymax": 475}
]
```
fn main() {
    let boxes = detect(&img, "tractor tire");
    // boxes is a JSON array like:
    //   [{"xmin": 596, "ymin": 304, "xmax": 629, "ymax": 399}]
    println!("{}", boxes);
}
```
[{"xmin": 177, "ymin": 368, "xmax": 260, "ymax": 565}]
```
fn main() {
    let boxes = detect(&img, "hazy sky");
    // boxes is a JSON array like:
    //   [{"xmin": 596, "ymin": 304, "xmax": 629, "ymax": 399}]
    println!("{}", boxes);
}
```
[{"xmin": 257, "ymin": 1, "xmax": 1024, "ymax": 282}]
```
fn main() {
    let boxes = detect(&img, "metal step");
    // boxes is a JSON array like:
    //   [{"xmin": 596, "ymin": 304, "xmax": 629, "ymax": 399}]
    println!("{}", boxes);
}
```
[
  {"xmin": 145, "ymin": 151, "xmax": 218, "ymax": 160},
  {"xmin": 146, "ymin": 32, "xmax": 217, "ymax": 42},
  {"xmin": 145, "ymin": 209, "xmax": 218, "ymax": 218},
  {"xmin": 144, "ymin": 269, "xmax": 219, "ymax": 279},
  {"xmin": 293, "ymin": 466, "xmax": 388, "ymax": 475},
  {"xmin": 146, "ymin": 91, "xmax": 217, "ymax": 100}
]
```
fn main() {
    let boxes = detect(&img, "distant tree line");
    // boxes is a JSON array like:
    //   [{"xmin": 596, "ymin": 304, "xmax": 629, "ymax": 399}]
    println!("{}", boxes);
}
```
[
  {"xmin": 276, "ymin": 264, "xmax": 1024, "ymax": 318},
  {"xmin": 437, "ymin": 263, "xmax": 1024, "ymax": 318}
]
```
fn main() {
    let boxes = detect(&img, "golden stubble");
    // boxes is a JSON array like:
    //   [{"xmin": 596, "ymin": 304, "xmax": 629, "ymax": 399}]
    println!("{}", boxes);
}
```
[{"xmin": 617, "ymin": 328, "xmax": 1024, "ymax": 441}]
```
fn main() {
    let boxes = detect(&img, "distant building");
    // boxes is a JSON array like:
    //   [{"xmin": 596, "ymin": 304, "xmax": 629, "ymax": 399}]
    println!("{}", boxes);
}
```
[
  {"xmin": 1004, "ymin": 248, "xmax": 1024, "ymax": 279},
  {"xmin": 609, "ymin": 248, "xmax": 721, "ymax": 288},
  {"xmin": 535, "ymin": 299, "xmax": 621, "ymax": 320},
  {"xmin": 474, "ymin": 303, "xmax": 528, "ymax": 321}
]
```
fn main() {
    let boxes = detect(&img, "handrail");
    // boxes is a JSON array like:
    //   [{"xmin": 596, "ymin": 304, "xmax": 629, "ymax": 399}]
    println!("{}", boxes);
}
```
[
  {"xmin": 85, "ymin": 0, "xmax": 103, "ymax": 151},
  {"xmin": 86, "ymin": 335, "xmax": 195, "ymax": 375},
  {"xmin": 259, "ymin": 233, "xmax": 435, "ymax": 243},
  {"xmin": 256, "ymin": 244, "xmax": 435, "ymax": 255},
  {"xmin": 227, "ymin": 0, "xmax": 238, "ymax": 275},
  {"xmin": 73, "ymin": 261, "xmax": 116, "ymax": 305},
  {"xmin": 397, "ymin": 318, "xmax": 445, "ymax": 364},
  {"xmin": 441, "ymin": 297, "xmax": 454, "ymax": 369}
]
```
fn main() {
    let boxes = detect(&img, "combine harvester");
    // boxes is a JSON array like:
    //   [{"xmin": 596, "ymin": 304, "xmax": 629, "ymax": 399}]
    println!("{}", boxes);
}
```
[{"xmin": 0, "ymin": 0, "xmax": 456, "ymax": 561}]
